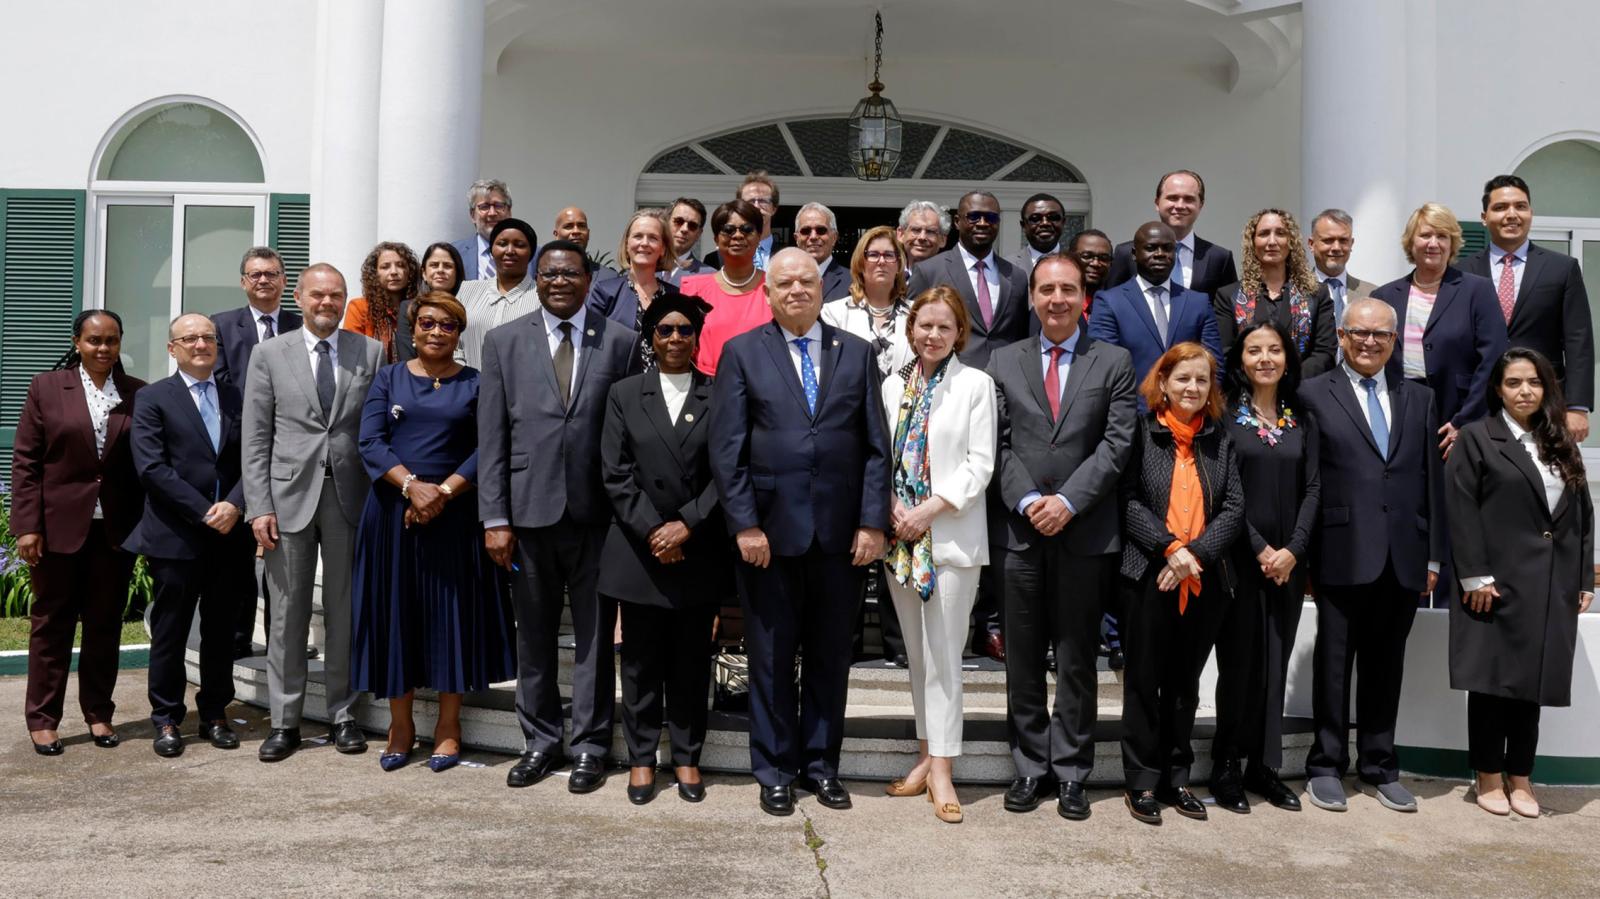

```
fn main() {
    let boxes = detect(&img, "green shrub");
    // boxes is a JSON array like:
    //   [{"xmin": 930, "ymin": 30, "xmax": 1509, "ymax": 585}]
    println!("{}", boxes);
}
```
[{"xmin": 0, "ymin": 477, "xmax": 153, "ymax": 620}]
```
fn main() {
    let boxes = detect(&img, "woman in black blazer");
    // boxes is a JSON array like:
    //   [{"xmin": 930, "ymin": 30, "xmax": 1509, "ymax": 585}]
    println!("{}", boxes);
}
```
[
  {"xmin": 1118, "ymin": 342, "xmax": 1245, "ymax": 825},
  {"xmin": 586, "ymin": 209, "xmax": 683, "ymax": 372},
  {"xmin": 599, "ymin": 293, "xmax": 727, "ymax": 805},
  {"xmin": 1445, "ymin": 348, "xmax": 1593, "ymax": 818},
  {"xmin": 10, "ymin": 310, "xmax": 145, "ymax": 754}
]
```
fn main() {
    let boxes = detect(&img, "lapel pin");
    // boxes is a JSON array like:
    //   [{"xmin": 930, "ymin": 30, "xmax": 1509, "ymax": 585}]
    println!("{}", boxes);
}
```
[
  {"xmin": 832, "ymin": 339, "xmax": 840, "ymax": 346},
  {"xmin": 587, "ymin": 328, "xmax": 596, "ymax": 337},
  {"xmin": 684, "ymin": 412, "xmax": 695, "ymax": 422}
]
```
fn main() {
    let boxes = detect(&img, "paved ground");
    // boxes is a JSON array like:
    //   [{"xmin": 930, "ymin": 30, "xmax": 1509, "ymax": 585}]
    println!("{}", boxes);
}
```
[{"xmin": 3, "ymin": 672, "xmax": 1597, "ymax": 898}]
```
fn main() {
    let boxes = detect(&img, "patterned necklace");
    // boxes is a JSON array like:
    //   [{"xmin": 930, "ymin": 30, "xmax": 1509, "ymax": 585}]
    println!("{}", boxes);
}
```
[{"xmin": 1235, "ymin": 395, "xmax": 1297, "ymax": 446}]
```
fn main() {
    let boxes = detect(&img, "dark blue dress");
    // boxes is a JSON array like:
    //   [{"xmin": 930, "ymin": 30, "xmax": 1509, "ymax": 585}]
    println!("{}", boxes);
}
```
[{"xmin": 351, "ymin": 363, "xmax": 514, "ymax": 697}]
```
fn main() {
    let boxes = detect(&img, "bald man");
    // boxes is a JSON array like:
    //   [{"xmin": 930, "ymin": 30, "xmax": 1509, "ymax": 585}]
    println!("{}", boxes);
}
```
[{"xmin": 555, "ymin": 206, "xmax": 615, "ymax": 278}]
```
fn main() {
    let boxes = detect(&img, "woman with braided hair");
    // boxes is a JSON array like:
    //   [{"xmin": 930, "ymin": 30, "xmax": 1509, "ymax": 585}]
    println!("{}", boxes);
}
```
[{"xmin": 1212, "ymin": 209, "xmax": 1337, "ymax": 378}]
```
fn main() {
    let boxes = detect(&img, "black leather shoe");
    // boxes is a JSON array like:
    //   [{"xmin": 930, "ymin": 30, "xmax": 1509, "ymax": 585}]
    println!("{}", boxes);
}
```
[
  {"xmin": 1211, "ymin": 759, "xmax": 1250, "ymax": 814},
  {"xmin": 568, "ymin": 753, "xmax": 607, "ymax": 793},
  {"xmin": 760, "ymin": 784, "xmax": 795, "ymax": 816},
  {"xmin": 92, "ymin": 731, "xmax": 120, "ymax": 749},
  {"xmin": 798, "ymin": 775, "xmax": 852, "ymax": 809},
  {"xmin": 1126, "ymin": 789, "xmax": 1162, "ymax": 825},
  {"xmin": 975, "ymin": 632, "xmax": 1006, "ymax": 663},
  {"xmin": 1003, "ymin": 776, "xmax": 1054, "ymax": 812},
  {"xmin": 678, "ymin": 780, "xmax": 706, "ymax": 802},
  {"xmin": 890, "ymin": 653, "xmax": 909, "ymax": 669},
  {"xmin": 198, "ymin": 720, "xmax": 240, "ymax": 750},
  {"xmin": 331, "ymin": 721, "xmax": 367, "ymax": 754},
  {"xmin": 506, "ymin": 750, "xmax": 561, "ymax": 788},
  {"xmin": 627, "ymin": 772, "xmax": 657, "ymax": 806},
  {"xmin": 153, "ymin": 724, "xmax": 185, "ymax": 758},
  {"xmin": 1156, "ymin": 786, "xmax": 1208, "ymax": 820},
  {"xmin": 258, "ymin": 727, "xmax": 301, "ymax": 762},
  {"xmin": 1244, "ymin": 764, "xmax": 1302, "ymax": 811},
  {"xmin": 1057, "ymin": 781, "xmax": 1091, "ymax": 820},
  {"xmin": 1108, "ymin": 648, "xmax": 1125, "ymax": 671}
]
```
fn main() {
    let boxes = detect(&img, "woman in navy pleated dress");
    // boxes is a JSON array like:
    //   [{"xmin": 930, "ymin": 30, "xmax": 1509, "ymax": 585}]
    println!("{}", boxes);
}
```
[{"xmin": 351, "ymin": 291, "xmax": 513, "ymax": 772}]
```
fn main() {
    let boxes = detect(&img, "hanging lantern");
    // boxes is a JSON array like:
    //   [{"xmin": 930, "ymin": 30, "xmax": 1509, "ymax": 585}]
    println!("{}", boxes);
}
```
[{"xmin": 847, "ymin": 12, "xmax": 902, "ymax": 182}]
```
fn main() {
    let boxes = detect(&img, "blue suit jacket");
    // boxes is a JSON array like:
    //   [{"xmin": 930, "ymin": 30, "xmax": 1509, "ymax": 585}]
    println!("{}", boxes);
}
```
[
  {"xmin": 212, "ymin": 305, "xmax": 302, "ymax": 390},
  {"xmin": 452, "ymin": 235, "xmax": 486, "ymax": 281},
  {"xmin": 1300, "ymin": 369, "xmax": 1445, "ymax": 593},
  {"xmin": 585, "ymin": 271, "xmax": 683, "ymax": 329},
  {"xmin": 123, "ymin": 373, "xmax": 248, "ymax": 560},
  {"xmin": 1085, "ymin": 278, "xmax": 1222, "ymax": 383},
  {"xmin": 709, "ymin": 321, "xmax": 891, "ymax": 556},
  {"xmin": 1372, "ymin": 265, "xmax": 1508, "ymax": 428}
]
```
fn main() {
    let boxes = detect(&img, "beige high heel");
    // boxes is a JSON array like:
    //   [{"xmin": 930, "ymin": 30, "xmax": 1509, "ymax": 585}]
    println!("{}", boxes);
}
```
[
  {"xmin": 927, "ymin": 788, "xmax": 963, "ymax": 823},
  {"xmin": 885, "ymin": 777, "xmax": 928, "ymax": 797}
]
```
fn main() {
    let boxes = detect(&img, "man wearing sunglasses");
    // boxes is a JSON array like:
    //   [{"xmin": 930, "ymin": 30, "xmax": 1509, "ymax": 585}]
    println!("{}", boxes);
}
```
[
  {"xmin": 666, "ymin": 197, "xmax": 714, "ymax": 284},
  {"xmin": 1008, "ymin": 193, "xmax": 1068, "ymax": 275},
  {"xmin": 905, "ymin": 191, "xmax": 1032, "ymax": 372},
  {"xmin": 794, "ymin": 202, "xmax": 851, "ymax": 301},
  {"xmin": 450, "ymin": 179, "xmax": 516, "ymax": 281}
]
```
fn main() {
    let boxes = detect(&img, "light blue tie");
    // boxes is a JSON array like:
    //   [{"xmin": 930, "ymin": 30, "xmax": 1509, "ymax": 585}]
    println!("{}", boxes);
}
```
[
  {"xmin": 196, "ymin": 381, "xmax": 221, "ymax": 452},
  {"xmin": 1360, "ymin": 377, "xmax": 1388, "ymax": 459},
  {"xmin": 794, "ymin": 337, "xmax": 818, "ymax": 416}
]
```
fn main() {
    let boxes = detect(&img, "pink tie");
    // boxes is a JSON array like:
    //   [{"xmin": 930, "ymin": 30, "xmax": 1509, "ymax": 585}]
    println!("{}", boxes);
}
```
[
  {"xmin": 1045, "ymin": 347, "xmax": 1065, "ymax": 421},
  {"xmin": 974, "ymin": 258, "xmax": 995, "ymax": 328},
  {"xmin": 1497, "ymin": 255, "xmax": 1517, "ymax": 324}
]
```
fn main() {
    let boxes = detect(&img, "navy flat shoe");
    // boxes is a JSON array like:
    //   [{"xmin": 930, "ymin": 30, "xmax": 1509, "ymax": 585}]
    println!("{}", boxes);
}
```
[
  {"xmin": 426, "ymin": 753, "xmax": 460, "ymax": 773},
  {"xmin": 379, "ymin": 750, "xmax": 413, "ymax": 772}
]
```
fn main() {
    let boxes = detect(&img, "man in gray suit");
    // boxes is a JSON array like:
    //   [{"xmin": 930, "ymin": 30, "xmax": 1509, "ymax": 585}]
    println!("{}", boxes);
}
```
[
  {"xmin": 1007, "ymin": 193, "xmax": 1068, "ymax": 275},
  {"xmin": 1308, "ymin": 209, "xmax": 1375, "ymax": 329},
  {"xmin": 478, "ymin": 240, "xmax": 636, "ymax": 792},
  {"xmin": 243, "ymin": 263, "xmax": 382, "ymax": 762},
  {"xmin": 990, "ymin": 253, "xmax": 1137, "ymax": 821}
]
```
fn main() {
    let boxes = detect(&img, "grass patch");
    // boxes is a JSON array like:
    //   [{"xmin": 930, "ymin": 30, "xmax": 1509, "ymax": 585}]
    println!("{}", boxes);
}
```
[{"xmin": 0, "ymin": 618, "xmax": 147, "ymax": 652}]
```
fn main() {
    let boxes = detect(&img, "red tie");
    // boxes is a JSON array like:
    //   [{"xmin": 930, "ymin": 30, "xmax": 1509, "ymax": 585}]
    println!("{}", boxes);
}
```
[
  {"xmin": 1045, "ymin": 346, "xmax": 1065, "ymax": 421},
  {"xmin": 1497, "ymin": 255, "xmax": 1517, "ymax": 324},
  {"xmin": 974, "ymin": 258, "xmax": 995, "ymax": 328}
]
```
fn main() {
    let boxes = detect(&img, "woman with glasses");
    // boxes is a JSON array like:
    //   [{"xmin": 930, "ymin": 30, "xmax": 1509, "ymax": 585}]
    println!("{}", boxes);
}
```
[
  {"xmin": 587, "ymin": 209, "xmax": 684, "ymax": 372},
  {"xmin": 1212, "ymin": 209, "xmax": 1337, "ymax": 378},
  {"xmin": 350, "ymin": 291, "xmax": 514, "ymax": 773},
  {"xmin": 344, "ymin": 241, "xmax": 422, "ymax": 364},
  {"xmin": 682, "ymin": 199, "xmax": 769, "ymax": 376},
  {"xmin": 822, "ymin": 225, "xmax": 917, "ymax": 378},
  {"xmin": 599, "ymin": 294, "xmax": 728, "ymax": 804}
]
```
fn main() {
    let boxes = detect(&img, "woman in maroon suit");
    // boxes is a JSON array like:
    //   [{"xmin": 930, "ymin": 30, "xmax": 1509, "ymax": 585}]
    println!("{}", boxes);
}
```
[{"xmin": 10, "ymin": 310, "xmax": 146, "ymax": 754}]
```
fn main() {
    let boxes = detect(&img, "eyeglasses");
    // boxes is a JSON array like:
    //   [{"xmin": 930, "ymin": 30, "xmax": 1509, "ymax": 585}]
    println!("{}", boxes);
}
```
[
  {"xmin": 965, "ymin": 211, "xmax": 1001, "ymax": 225},
  {"xmin": 746, "ymin": 197, "xmax": 776, "ymax": 210},
  {"xmin": 244, "ymin": 270, "xmax": 283, "ymax": 281},
  {"xmin": 902, "ymin": 226, "xmax": 942, "ymax": 238},
  {"xmin": 670, "ymin": 216, "xmax": 703, "ymax": 231},
  {"xmin": 1342, "ymin": 328, "xmax": 1396, "ymax": 344},
  {"xmin": 1075, "ymin": 252, "xmax": 1112, "ymax": 264},
  {"xmin": 537, "ymin": 269, "xmax": 585, "ymax": 282},
  {"xmin": 1025, "ymin": 212, "xmax": 1064, "ymax": 224},
  {"xmin": 171, "ymin": 334, "xmax": 218, "ymax": 347},
  {"xmin": 474, "ymin": 201, "xmax": 510, "ymax": 213},
  {"xmin": 864, "ymin": 251, "xmax": 899, "ymax": 263},
  {"xmin": 796, "ymin": 226, "xmax": 832, "ymax": 237},
  {"xmin": 654, "ymin": 324, "xmax": 698, "ymax": 338},
  {"xmin": 416, "ymin": 317, "xmax": 460, "ymax": 333},
  {"xmin": 719, "ymin": 224, "xmax": 757, "ymax": 237}
]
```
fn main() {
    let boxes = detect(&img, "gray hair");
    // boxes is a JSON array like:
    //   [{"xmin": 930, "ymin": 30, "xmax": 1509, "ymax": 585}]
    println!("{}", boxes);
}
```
[
  {"xmin": 466, "ymin": 179, "xmax": 512, "ymax": 212},
  {"xmin": 796, "ymin": 202, "xmax": 837, "ymax": 232},
  {"xmin": 898, "ymin": 200, "xmax": 950, "ymax": 234},
  {"xmin": 1314, "ymin": 208, "xmax": 1353, "ymax": 230},
  {"xmin": 238, "ymin": 245, "xmax": 282, "ymax": 275},
  {"xmin": 1341, "ymin": 297, "xmax": 1397, "ymax": 329}
]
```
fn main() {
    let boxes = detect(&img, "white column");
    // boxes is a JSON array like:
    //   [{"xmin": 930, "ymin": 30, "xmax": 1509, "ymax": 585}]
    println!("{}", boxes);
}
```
[
  {"xmin": 310, "ymin": 0, "xmax": 384, "ymax": 291},
  {"xmin": 375, "ymin": 0, "xmax": 485, "ymax": 253},
  {"xmin": 1302, "ymin": 0, "xmax": 1435, "ymax": 283}
]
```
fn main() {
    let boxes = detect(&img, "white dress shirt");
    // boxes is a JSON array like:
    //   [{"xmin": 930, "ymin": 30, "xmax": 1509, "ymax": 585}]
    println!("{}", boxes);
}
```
[
  {"xmin": 1175, "ymin": 232, "xmax": 1196, "ymax": 288},
  {"xmin": 457, "ymin": 273, "xmax": 537, "ymax": 368},
  {"xmin": 660, "ymin": 370, "xmax": 693, "ymax": 423},
  {"xmin": 1488, "ymin": 240, "xmax": 1530, "ymax": 300},
  {"xmin": 1340, "ymin": 361, "xmax": 1390, "ymax": 439},
  {"xmin": 1016, "ymin": 328, "xmax": 1083, "ymax": 516},
  {"xmin": 542, "ymin": 305, "xmax": 588, "ymax": 371},
  {"xmin": 250, "ymin": 306, "xmax": 281, "ymax": 343},
  {"xmin": 301, "ymin": 327, "xmax": 340, "ymax": 387},
  {"xmin": 79, "ymin": 365, "xmax": 121, "ymax": 519},
  {"xmin": 957, "ymin": 243, "xmax": 1002, "ymax": 306},
  {"xmin": 1027, "ymin": 242, "xmax": 1060, "ymax": 266}
]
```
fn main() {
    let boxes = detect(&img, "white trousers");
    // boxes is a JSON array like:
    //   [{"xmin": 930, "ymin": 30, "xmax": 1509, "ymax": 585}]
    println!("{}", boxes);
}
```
[{"xmin": 884, "ymin": 563, "xmax": 981, "ymax": 757}]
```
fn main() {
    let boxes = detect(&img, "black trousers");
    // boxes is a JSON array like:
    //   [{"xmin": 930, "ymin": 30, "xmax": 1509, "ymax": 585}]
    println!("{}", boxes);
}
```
[
  {"xmin": 26, "ymin": 522, "xmax": 133, "ymax": 730},
  {"xmin": 1001, "ymin": 544, "xmax": 1112, "ymax": 784},
  {"xmin": 618, "ymin": 601, "xmax": 716, "ymax": 767},
  {"xmin": 234, "ymin": 558, "xmax": 269, "ymax": 654},
  {"xmin": 1212, "ymin": 564, "xmax": 1306, "ymax": 768},
  {"xmin": 1306, "ymin": 563, "xmax": 1418, "ymax": 784},
  {"xmin": 146, "ymin": 536, "xmax": 254, "ymax": 727},
  {"xmin": 738, "ymin": 544, "xmax": 863, "ymax": 786},
  {"xmin": 509, "ymin": 521, "xmax": 612, "ymax": 757},
  {"xmin": 857, "ymin": 565, "xmax": 905, "ymax": 660},
  {"xmin": 1120, "ymin": 571, "xmax": 1231, "ymax": 791},
  {"xmin": 970, "ymin": 565, "xmax": 1003, "ymax": 649},
  {"xmin": 1467, "ymin": 692, "xmax": 1541, "ymax": 777}
]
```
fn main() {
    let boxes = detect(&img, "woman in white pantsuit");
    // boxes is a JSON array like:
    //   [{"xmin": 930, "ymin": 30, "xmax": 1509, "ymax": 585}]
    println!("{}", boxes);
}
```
[{"xmin": 879, "ymin": 285, "xmax": 997, "ymax": 823}]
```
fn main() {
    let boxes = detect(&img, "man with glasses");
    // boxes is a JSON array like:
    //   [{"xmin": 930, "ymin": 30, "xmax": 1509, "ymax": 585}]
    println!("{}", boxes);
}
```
[
  {"xmin": 1067, "ymin": 229, "xmax": 1114, "ymax": 316},
  {"xmin": 1106, "ymin": 170, "xmax": 1237, "ymax": 296},
  {"xmin": 477, "ymin": 240, "xmax": 637, "ymax": 792},
  {"xmin": 706, "ymin": 171, "xmax": 781, "ymax": 271},
  {"xmin": 1298, "ymin": 298, "xmax": 1443, "ymax": 814},
  {"xmin": 451, "ymin": 179, "xmax": 516, "ymax": 281},
  {"xmin": 897, "ymin": 200, "xmax": 950, "ymax": 269},
  {"xmin": 212, "ymin": 246, "xmax": 302, "ymax": 659},
  {"xmin": 794, "ymin": 202, "xmax": 851, "ymax": 301},
  {"xmin": 1008, "ymin": 193, "xmax": 1068, "ymax": 274},
  {"xmin": 666, "ymin": 197, "xmax": 713, "ymax": 284}
]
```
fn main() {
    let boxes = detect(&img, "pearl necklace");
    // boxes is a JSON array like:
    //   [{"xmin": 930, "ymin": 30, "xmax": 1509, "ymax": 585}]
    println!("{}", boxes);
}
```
[{"xmin": 720, "ymin": 267, "xmax": 760, "ymax": 290}]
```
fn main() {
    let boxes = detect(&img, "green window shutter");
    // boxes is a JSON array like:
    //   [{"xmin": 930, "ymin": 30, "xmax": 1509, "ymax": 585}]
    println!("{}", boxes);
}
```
[
  {"xmin": 269, "ymin": 193, "xmax": 311, "ymax": 316},
  {"xmin": 1, "ymin": 190, "xmax": 85, "ymax": 455},
  {"xmin": 1458, "ymin": 220, "xmax": 1489, "ymax": 261}
]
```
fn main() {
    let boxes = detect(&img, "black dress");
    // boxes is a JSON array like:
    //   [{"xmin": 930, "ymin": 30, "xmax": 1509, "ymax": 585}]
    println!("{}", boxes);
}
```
[
  {"xmin": 1212, "ymin": 281, "xmax": 1337, "ymax": 378},
  {"xmin": 1212, "ymin": 397, "xmax": 1320, "ymax": 768}
]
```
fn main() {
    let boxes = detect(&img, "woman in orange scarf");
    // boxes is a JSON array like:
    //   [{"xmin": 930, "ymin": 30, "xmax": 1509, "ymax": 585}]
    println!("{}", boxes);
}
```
[{"xmin": 1116, "ymin": 342, "xmax": 1245, "ymax": 826}]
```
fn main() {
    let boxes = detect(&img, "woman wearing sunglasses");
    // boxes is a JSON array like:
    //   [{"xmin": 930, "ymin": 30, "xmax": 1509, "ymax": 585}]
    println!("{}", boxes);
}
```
[
  {"xmin": 598, "ymin": 293, "xmax": 729, "ymax": 804},
  {"xmin": 681, "ymin": 199, "xmax": 770, "ymax": 375},
  {"xmin": 350, "ymin": 291, "xmax": 514, "ymax": 773}
]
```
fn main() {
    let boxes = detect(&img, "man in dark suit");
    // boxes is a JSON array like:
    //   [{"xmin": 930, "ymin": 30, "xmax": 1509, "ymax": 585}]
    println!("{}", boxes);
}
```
[
  {"xmin": 478, "ymin": 240, "xmax": 637, "ymax": 793},
  {"xmin": 1087, "ymin": 222, "xmax": 1222, "ymax": 386},
  {"xmin": 794, "ymin": 202, "xmax": 852, "ymax": 301},
  {"xmin": 1106, "ymin": 170, "xmax": 1237, "ymax": 296},
  {"xmin": 906, "ymin": 190, "xmax": 1031, "ymax": 663},
  {"xmin": 990, "ymin": 254, "xmax": 1137, "ymax": 821},
  {"xmin": 450, "ymin": 179, "xmax": 514, "ymax": 282},
  {"xmin": 212, "ymin": 246, "xmax": 303, "ymax": 659},
  {"xmin": 666, "ymin": 197, "xmax": 714, "ymax": 285},
  {"xmin": 1461, "ymin": 174, "xmax": 1595, "ymax": 441},
  {"xmin": 1299, "ymin": 298, "xmax": 1444, "ymax": 814},
  {"xmin": 709, "ymin": 247, "xmax": 891, "ymax": 816},
  {"xmin": 123, "ymin": 313, "xmax": 256, "ymax": 757},
  {"xmin": 1007, "ymin": 193, "xmax": 1067, "ymax": 274}
]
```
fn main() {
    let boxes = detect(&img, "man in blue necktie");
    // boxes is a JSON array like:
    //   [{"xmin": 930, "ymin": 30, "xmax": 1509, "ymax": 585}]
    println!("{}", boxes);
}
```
[{"xmin": 709, "ymin": 247, "xmax": 892, "ymax": 816}]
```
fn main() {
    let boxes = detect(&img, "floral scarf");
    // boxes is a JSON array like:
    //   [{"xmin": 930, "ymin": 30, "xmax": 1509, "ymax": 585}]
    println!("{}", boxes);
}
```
[
  {"xmin": 1233, "ymin": 284, "xmax": 1312, "ymax": 355},
  {"xmin": 886, "ymin": 357, "xmax": 950, "ymax": 601}
]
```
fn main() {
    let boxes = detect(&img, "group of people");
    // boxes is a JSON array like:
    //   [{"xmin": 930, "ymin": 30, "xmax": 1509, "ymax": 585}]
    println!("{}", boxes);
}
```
[{"xmin": 11, "ymin": 167, "xmax": 1593, "ymax": 825}]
